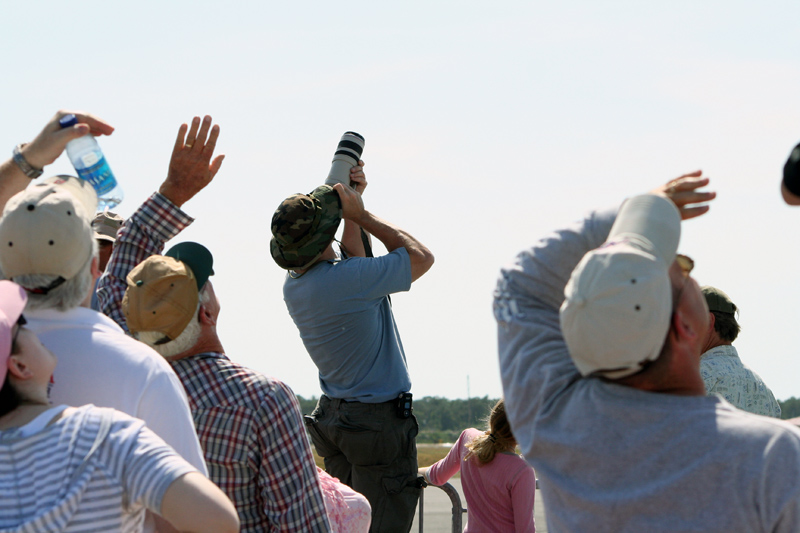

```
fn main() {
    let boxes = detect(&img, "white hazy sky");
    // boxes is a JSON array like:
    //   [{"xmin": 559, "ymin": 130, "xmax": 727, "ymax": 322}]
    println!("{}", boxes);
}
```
[{"xmin": 4, "ymin": 1, "xmax": 800, "ymax": 401}]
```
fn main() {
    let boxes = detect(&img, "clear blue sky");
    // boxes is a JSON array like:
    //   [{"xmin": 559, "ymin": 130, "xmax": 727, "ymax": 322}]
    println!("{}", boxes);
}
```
[{"xmin": 4, "ymin": 1, "xmax": 800, "ymax": 400}]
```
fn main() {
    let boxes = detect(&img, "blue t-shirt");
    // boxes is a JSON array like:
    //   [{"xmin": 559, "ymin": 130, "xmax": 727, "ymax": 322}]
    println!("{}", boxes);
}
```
[{"xmin": 283, "ymin": 248, "xmax": 412, "ymax": 403}]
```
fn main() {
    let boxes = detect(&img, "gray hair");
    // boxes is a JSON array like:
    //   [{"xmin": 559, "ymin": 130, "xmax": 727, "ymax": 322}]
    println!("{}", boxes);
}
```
[
  {"xmin": 137, "ymin": 284, "xmax": 213, "ymax": 359},
  {"xmin": 11, "ymin": 239, "xmax": 98, "ymax": 312}
]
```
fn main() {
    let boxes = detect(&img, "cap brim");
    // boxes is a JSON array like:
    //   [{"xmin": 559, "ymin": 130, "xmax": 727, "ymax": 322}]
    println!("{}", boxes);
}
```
[
  {"xmin": 0, "ymin": 281, "xmax": 27, "ymax": 327},
  {"xmin": 608, "ymin": 194, "xmax": 680, "ymax": 267},
  {"xmin": 0, "ymin": 281, "xmax": 27, "ymax": 385}
]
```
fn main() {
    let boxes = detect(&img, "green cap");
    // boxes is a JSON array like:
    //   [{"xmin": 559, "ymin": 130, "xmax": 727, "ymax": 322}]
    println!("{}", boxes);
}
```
[
  {"xmin": 165, "ymin": 242, "xmax": 214, "ymax": 290},
  {"xmin": 701, "ymin": 285, "xmax": 736, "ymax": 314},
  {"xmin": 270, "ymin": 185, "xmax": 342, "ymax": 270}
]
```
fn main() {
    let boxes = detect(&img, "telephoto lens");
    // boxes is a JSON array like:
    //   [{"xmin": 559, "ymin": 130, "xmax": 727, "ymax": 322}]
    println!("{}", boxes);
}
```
[{"xmin": 324, "ymin": 132, "xmax": 365, "ymax": 188}]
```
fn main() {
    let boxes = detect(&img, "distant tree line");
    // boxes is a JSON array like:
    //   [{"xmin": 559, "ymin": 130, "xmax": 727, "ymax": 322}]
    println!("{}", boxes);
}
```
[
  {"xmin": 297, "ymin": 395, "xmax": 500, "ymax": 443},
  {"xmin": 296, "ymin": 396, "xmax": 800, "ymax": 441},
  {"xmin": 780, "ymin": 398, "xmax": 800, "ymax": 420}
]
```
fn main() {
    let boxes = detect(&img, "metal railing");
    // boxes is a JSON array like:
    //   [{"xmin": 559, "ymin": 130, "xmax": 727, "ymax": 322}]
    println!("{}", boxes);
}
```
[
  {"xmin": 414, "ymin": 476, "xmax": 539, "ymax": 532},
  {"xmin": 416, "ymin": 478, "xmax": 466, "ymax": 533}
]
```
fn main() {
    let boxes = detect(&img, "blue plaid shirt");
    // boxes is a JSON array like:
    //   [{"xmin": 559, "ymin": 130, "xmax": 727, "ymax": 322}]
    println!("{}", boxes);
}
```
[{"xmin": 98, "ymin": 192, "xmax": 330, "ymax": 532}]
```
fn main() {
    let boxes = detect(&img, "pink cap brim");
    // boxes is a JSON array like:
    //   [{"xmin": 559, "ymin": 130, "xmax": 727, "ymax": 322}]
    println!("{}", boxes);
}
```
[{"xmin": 0, "ymin": 281, "xmax": 28, "ymax": 385}]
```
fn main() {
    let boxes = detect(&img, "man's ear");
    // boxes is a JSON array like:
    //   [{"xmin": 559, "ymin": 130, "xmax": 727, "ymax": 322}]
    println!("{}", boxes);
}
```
[
  {"xmin": 198, "ymin": 304, "xmax": 216, "ymax": 327},
  {"xmin": 7, "ymin": 355, "xmax": 33, "ymax": 380},
  {"xmin": 90, "ymin": 256, "xmax": 101, "ymax": 280},
  {"xmin": 707, "ymin": 312, "xmax": 716, "ymax": 334},
  {"xmin": 672, "ymin": 309, "xmax": 700, "ymax": 342}
]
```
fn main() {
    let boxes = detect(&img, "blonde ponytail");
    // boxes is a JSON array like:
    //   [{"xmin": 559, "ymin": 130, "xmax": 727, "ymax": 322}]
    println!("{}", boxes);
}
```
[{"xmin": 465, "ymin": 399, "xmax": 515, "ymax": 465}]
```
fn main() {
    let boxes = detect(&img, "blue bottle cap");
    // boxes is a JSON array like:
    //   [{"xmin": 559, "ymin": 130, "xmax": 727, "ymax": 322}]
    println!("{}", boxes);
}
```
[{"xmin": 58, "ymin": 114, "xmax": 78, "ymax": 129}]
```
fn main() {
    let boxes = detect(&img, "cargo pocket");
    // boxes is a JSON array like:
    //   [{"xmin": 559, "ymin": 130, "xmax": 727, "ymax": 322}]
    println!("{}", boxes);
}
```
[{"xmin": 336, "ymin": 414, "xmax": 386, "ymax": 466}]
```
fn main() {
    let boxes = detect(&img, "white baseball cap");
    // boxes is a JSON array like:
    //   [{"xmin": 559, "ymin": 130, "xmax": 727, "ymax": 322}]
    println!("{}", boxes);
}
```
[
  {"xmin": 560, "ymin": 194, "xmax": 681, "ymax": 379},
  {"xmin": 0, "ymin": 176, "xmax": 97, "ymax": 283}
]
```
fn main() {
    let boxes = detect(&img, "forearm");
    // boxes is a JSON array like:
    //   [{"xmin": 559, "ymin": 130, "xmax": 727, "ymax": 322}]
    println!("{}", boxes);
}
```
[
  {"xmin": 340, "ymin": 219, "xmax": 369, "ymax": 257},
  {"xmin": 352, "ymin": 210, "xmax": 433, "ymax": 281},
  {"xmin": 160, "ymin": 472, "xmax": 240, "ymax": 533},
  {"xmin": 427, "ymin": 431, "xmax": 468, "ymax": 486},
  {"xmin": 0, "ymin": 110, "xmax": 115, "ymax": 211},
  {"xmin": 0, "ymin": 158, "xmax": 31, "ymax": 211},
  {"xmin": 98, "ymin": 192, "xmax": 193, "ymax": 330}
]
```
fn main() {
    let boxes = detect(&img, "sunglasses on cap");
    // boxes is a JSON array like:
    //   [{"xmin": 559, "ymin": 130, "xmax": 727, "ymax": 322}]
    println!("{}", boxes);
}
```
[{"xmin": 676, "ymin": 254, "xmax": 694, "ymax": 277}]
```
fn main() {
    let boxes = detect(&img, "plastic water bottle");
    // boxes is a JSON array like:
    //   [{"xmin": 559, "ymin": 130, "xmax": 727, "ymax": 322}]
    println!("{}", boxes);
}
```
[{"xmin": 58, "ymin": 114, "xmax": 124, "ymax": 210}]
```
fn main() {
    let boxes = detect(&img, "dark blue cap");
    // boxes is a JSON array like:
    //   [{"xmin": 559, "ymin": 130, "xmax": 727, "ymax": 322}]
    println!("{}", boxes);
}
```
[
  {"xmin": 58, "ymin": 114, "xmax": 78, "ymax": 129},
  {"xmin": 165, "ymin": 242, "xmax": 214, "ymax": 290}
]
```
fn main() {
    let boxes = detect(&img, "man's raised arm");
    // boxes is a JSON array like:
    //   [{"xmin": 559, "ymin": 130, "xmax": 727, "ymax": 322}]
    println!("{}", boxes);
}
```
[
  {"xmin": 333, "ymin": 181, "xmax": 434, "ymax": 281},
  {"xmin": 98, "ymin": 115, "xmax": 224, "ymax": 330}
]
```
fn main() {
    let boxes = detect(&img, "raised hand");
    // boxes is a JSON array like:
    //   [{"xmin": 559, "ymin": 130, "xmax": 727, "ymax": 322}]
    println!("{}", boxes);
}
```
[
  {"xmin": 651, "ymin": 170, "xmax": 716, "ymax": 220},
  {"xmin": 349, "ymin": 160, "xmax": 367, "ymax": 194},
  {"xmin": 23, "ymin": 110, "xmax": 114, "ymax": 169},
  {"xmin": 159, "ymin": 115, "xmax": 225, "ymax": 207}
]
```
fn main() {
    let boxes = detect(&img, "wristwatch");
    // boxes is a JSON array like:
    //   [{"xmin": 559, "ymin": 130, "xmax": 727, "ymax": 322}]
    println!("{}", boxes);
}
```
[{"xmin": 12, "ymin": 143, "xmax": 43, "ymax": 179}]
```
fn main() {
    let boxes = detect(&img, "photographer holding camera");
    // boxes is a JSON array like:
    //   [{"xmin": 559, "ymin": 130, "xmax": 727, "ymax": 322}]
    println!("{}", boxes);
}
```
[{"xmin": 271, "ymin": 152, "xmax": 434, "ymax": 533}]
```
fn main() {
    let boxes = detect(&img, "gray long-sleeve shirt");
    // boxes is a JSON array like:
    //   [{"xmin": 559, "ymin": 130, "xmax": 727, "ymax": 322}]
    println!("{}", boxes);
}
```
[{"xmin": 494, "ymin": 205, "xmax": 800, "ymax": 532}]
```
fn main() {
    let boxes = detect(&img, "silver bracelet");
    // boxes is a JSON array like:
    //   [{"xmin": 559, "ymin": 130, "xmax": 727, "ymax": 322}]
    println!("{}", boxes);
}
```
[{"xmin": 12, "ymin": 143, "xmax": 43, "ymax": 179}]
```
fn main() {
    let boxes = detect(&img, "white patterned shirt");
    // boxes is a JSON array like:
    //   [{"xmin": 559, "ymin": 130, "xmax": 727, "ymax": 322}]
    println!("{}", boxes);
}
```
[{"xmin": 700, "ymin": 344, "xmax": 781, "ymax": 418}]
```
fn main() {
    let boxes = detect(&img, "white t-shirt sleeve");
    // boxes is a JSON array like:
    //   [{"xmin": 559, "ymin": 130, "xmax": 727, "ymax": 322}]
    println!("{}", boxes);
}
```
[{"xmin": 134, "ymin": 356, "xmax": 209, "ymax": 476}]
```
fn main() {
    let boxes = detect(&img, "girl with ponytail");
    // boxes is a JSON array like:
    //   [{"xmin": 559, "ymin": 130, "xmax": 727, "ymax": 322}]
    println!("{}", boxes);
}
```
[{"xmin": 419, "ymin": 399, "xmax": 536, "ymax": 532}]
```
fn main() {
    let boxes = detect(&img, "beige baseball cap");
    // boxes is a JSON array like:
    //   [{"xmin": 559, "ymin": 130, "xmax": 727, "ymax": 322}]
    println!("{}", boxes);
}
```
[
  {"xmin": 560, "ymin": 194, "xmax": 681, "ymax": 379},
  {"xmin": 122, "ymin": 255, "xmax": 199, "ymax": 340},
  {"xmin": 0, "ymin": 176, "xmax": 98, "ymax": 282},
  {"xmin": 92, "ymin": 211, "xmax": 124, "ymax": 243}
]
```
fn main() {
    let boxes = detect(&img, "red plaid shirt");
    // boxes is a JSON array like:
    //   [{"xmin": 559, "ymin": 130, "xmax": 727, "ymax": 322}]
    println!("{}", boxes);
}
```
[{"xmin": 98, "ymin": 192, "xmax": 330, "ymax": 532}]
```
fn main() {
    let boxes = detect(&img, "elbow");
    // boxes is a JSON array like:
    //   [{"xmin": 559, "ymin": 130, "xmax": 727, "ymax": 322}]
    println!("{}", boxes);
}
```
[
  {"xmin": 221, "ymin": 516, "xmax": 241, "ymax": 533},
  {"xmin": 421, "ymin": 248, "xmax": 435, "ymax": 273},
  {"xmin": 210, "ymin": 510, "xmax": 240, "ymax": 533},
  {"xmin": 410, "ymin": 248, "xmax": 434, "ymax": 282}
]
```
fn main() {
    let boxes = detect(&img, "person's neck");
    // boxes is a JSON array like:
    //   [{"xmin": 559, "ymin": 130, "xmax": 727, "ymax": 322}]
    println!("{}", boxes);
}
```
[
  {"xmin": 700, "ymin": 337, "xmax": 732, "ymax": 355},
  {"xmin": 0, "ymin": 398, "xmax": 53, "ymax": 430},
  {"xmin": 171, "ymin": 332, "xmax": 225, "ymax": 360},
  {"xmin": 615, "ymin": 349, "xmax": 706, "ymax": 397}
]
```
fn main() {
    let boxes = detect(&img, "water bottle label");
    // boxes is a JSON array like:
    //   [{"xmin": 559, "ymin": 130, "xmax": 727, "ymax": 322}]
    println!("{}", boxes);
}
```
[
  {"xmin": 80, "ymin": 152, "xmax": 100, "ymax": 168},
  {"xmin": 76, "ymin": 157, "xmax": 116, "ymax": 196}
]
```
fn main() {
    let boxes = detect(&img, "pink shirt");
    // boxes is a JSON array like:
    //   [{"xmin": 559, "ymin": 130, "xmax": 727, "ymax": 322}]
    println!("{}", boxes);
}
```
[{"xmin": 427, "ymin": 428, "xmax": 536, "ymax": 532}]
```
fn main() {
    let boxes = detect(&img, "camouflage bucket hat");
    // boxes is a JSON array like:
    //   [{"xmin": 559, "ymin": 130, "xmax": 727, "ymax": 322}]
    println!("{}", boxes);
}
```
[{"xmin": 270, "ymin": 185, "xmax": 342, "ymax": 270}]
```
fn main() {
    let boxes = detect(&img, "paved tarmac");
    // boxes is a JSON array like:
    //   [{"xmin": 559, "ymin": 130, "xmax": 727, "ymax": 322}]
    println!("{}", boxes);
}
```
[{"xmin": 411, "ymin": 478, "xmax": 547, "ymax": 532}]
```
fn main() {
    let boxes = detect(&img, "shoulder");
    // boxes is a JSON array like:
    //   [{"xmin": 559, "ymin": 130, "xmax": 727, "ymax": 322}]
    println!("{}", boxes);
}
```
[
  {"xmin": 85, "ymin": 405, "xmax": 146, "ymax": 434},
  {"xmin": 179, "ymin": 353, "xmax": 291, "ymax": 407},
  {"xmin": 256, "ymin": 377, "xmax": 300, "ymax": 411},
  {"xmin": 61, "ymin": 406, "xmax": 148, "ymax": 458},
  {"xmin": 462, "ymin": 427, "xmax": 482, "ymax": 442},
  {"xmin": 718, "ymin": 406, "xmax": 800, "ymax": 449},
  {"xmin": 341, "ymin": 248, "xmax": 410, "ymax": 270}
]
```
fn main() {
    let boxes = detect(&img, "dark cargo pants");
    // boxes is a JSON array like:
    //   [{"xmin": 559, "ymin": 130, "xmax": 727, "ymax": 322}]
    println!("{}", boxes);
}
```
[{"xmin": 305, "ymin": 395, "xmax": 420, "ymax": 533}]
